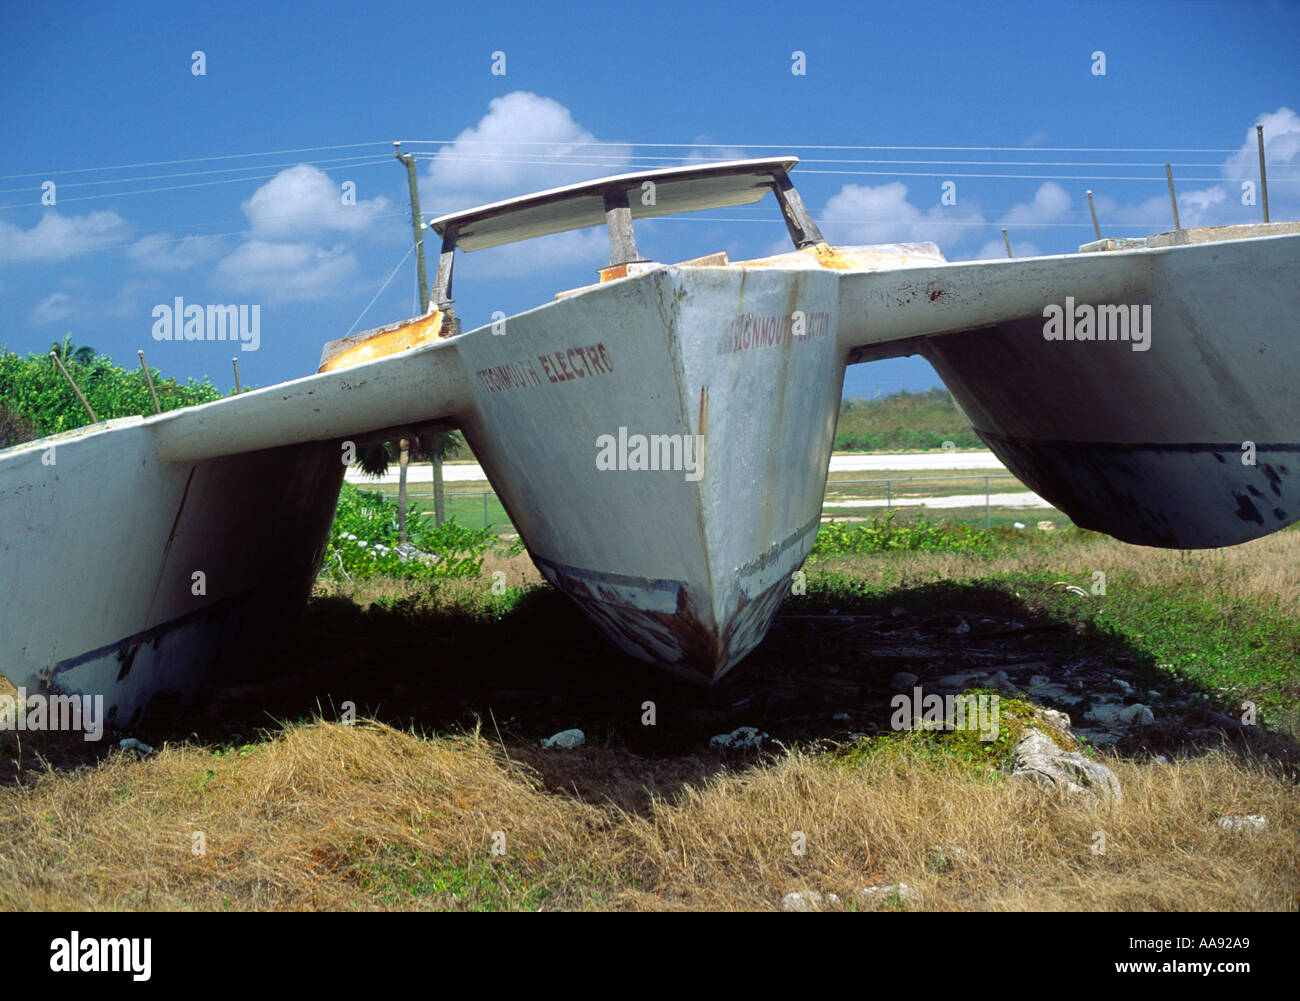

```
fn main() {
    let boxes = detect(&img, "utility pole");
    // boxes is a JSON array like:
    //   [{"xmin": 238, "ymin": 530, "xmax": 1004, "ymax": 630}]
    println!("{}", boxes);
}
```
[{"xmin": 394, "ymin": 142, "xmax": 430, "ymax": 313}]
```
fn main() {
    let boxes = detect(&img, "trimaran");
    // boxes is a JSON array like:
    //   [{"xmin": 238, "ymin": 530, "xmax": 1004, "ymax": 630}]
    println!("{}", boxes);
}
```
[{"xmin": 2, "ymin": 157, "xmax": 1297, "ymax": 726}]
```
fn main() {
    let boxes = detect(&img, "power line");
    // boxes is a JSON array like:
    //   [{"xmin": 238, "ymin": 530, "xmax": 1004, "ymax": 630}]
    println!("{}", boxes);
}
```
[
  {"xmin": 0, "ymin": 152, "xmax": 400, "ymax": 195},
  {"xmin": 0, "ymin": 158, "xmax": 393, "ymax": 210},
  {"xmin": 0, "ymin": 141, "xmax": 393, "ymax": 181}
]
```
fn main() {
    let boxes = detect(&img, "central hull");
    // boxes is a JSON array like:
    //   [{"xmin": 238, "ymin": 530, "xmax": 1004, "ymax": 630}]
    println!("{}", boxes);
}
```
[{"xmin": 455, "ymin": 265, "xmax": 845, "ymax": 682}]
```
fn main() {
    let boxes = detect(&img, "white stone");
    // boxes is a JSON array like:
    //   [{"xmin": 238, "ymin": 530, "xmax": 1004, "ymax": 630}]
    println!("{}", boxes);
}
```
[
  {"xmin": 710, "ymin": 726, "xmax": 767, "ymax": 751},
  {"xmin": 855, "ymin": 882, "xmax": 919, "ymax": 906},
  {"xmin": 1217, "ymin": 814, "xmax": 1267, "ymax": 833},
  {"xmin": 540, "ymin": 728, "xmax": 585, "ymax": 750},
  {"xmin": 781, "ymin": 890, "xmax": 840, "ymax": 912}
]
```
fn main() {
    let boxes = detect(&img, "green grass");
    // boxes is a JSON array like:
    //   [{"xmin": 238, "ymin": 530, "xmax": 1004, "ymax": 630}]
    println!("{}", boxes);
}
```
[
  {"xmin": 360, "ymin": 849, "xmax": 551, "ymax": 910},
  {"xmin": 832, "ymin": 388, "xmax": 978, "ymax": 451}
]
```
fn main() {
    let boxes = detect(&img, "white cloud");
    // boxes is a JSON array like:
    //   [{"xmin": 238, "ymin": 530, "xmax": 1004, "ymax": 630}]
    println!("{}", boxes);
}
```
[
  {"xmin": 1223, "ymin": 107, "xmax": 1300, "ymax": 180},
  {"xmin": 0, "ymin": 210, "xmax": 131, "ymax": 264},
  {"xmin": 422, "ymin": 91, "xmax": 633, "ymax": 215},
  {"xmin": 683, "ymin": 138, "xmax": 748, "ymax": 165},
  {"xmin": 213, "ymin": 241, "xmax": 357, "ymax": 302},
  {"xmin": 129, "ymin": 232, "xmax": 225, "ymax": 272},
  {"xmin": 27, "ymin": 279, "xmax": 155, "ymax": 326},
  {"xmin": 1000, "ymin": 182, "xmax": 1071, "ymax": 227},
  {"xmin": 28, "ymin": 291, "xmax": 77, "ymax": 325},
  {"xmin": 818, "ymin": 181, "xmax": 986, "ymax": 249},
  {"xmin": 461, "ymin": 228, "xmax": 612, "ymax": 278},
  {"xmin": 974, "ymin": 239, "xmax": 1044, "ymax": 261},
  {"xmin": 241, "ymin": 164, "xmax": 392, "ymax": 238}
]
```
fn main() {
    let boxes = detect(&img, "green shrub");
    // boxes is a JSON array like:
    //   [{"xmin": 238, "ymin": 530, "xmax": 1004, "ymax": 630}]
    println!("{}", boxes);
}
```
[
  {"xmin": 322, "ymin": 483, "xmax": 493, "ymax": 582},
  {"xmin": 811, "ymin": 510, "xmax": 996, "ymax": 556},
  {"xmin": 0, "ymin": 347, "xmax": 222, "ymax": 438}
]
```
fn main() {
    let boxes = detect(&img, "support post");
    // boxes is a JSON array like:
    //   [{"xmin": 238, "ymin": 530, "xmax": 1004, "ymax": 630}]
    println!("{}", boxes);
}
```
[
  {"xmin": 50, "ymin": 351, "xmax": 96, "ymax": 422},
  {"xmin": 1086, "ymin": 189, "xmax": 1101, "ymax": 240},
  {"xmin": 232, "ymin": 357, "xmax": 242, "ymax": 394},
  {"xmin": 771, "ymin": 169, "xmax": 825, "ymax": 249},
  {"xmin": 395, "ymin": 142, "xmax": 430, "ymax": 313},
  {"xmin": 1165, "ymin": 164, "xmax": 1181, "ymax": 231},
  {"xmin": 1002, "ymin": 229, "xmax": 1013, "ymax": 258},
  {"xmin": 398, "ymin": 437, "xmax": 409, "ymax": 543},
  {"xmin": 602, "ymin": 188, "xmax": 644, "ymax": 266},
  {"xmin": 432, "ymin": 228, "xmax": 456, "ymax": 309},
  {"xmin": 137, "ymin": 350, "xmax": 161, "ymax": 413},
  {"xmin": 1256, "ymin": 124, "xmax": 1270, "ymax": 223}
]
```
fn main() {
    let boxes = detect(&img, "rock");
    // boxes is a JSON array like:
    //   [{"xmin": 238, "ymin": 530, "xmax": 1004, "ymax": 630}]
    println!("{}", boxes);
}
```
[
  {"xmin": 926, "ymin": 845, "xmax": 970, "ymax": 871},
  {"xmin": 987, "ymin": 670, "xmax": 1019, "ymax": 694},
  {"xmin": 781, "ymin": 890, "xmax": 840, "ymax": 912},
  {"xmin": 1040, "ymin": 709, "xmax": 1073, "ymax": 736},
  {"xmin": 936, "ymin": 671, "xmax": 987, "ymax": 689},
  {"xmin": 119, "ymin": 737, "xmax": 154, "ymax": 754},
  {"xmin": 1028, "ymin": 680, "xmax": 1085, "ymax": 706},
  {"xmin": 394, "ymin": 542, "xmax": 439, "ymax": 565},
  {"xmin": 1084, "ymin": 703, "xmax": 1123, "ymax": 726},
  {"xmin": 1114, "ymin": 678, "xmax": 1133, "ymax": 694},
  {"xmin": 890, "ymin": 671, "xmax": 919, "ymax": 689},
  {"xmin": 540, "ymin": 728, "xmax": 585, "ymax": 750},
  {"xmin": 1075, "ymin": 728, "xmax": 1121, "ymax": 748},
  {"xmin": 951, "ymin": 620, "xmax": 971, "ymax": 635},
  {"xmin": 1117, "ymin": 703, "xmax": 1155, "ymax": 725},
  {"xmin": 855, "ymin": 883, "xmax": 919, "ymax": 907},
  {"xmin": 1217, "ymin": 814, "xmax": 1267, "ymax": 833},
  {"xmin": 1029, "ymin": 675, "xmax": 1051, "ymax": 688},
  {"xmin": 1011, "ymin": 729, "xmax": 1123, "ymax": 803},
  {"xmin": 1036, "ymin": 520, "xmax": 1055, "ymax": 532},
  {"xmin": 710, "ymin": 726, "xmax": 767, "ymax": 751},
  {"xmin": 832, "ymin": 712, "xmax": 851, "ymax": 721},
  {"xmin": 889, "ymin": 606, "xmax": 908, "ymax": 617},
  {"xmin": 1013, "ymin": 522, "xmax": 1026, "ymax": 530},
  {"xmin": 1152, "ymin": 754, "xmax": 1171, "ymax": 765}
]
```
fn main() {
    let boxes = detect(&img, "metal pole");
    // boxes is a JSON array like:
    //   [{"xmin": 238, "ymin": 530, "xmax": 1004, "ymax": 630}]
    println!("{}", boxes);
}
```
[
  {"xmin": 1001, "ymin": 229, "xmax": 1012, "ymax": 258},
  {"xmin": 137, "ymin": 350, "xmax": 161, "ymax": 413},
  {"xmin": 483, "ymin": 491, "xmax": 489, "ymax": 528},
  {"xmin": 985, "ymin": 475, "xmax": 990, "ymax": 530},
  {"xmin": 1256, "ymin": 125, "xmax": 1270, "ymax": 223},
  {"xmin": 1086, "ymin": 189, "xmax": 1101, "ymax": 240},
  {"xmin": 394, "ymin": 142, "xmax": 430, "ymax": 314},
  {"xmin": 232, "ymin": 357, "xmax": 242, "ymax": 393},
  {"xmin": 49, "ymin": 351, "xmax": 96, "ymax": 422},
  {"xmin": 1165, "ymin": 164, "xmax": 1181, "ymax": 231},
  {"xmin": 886, "ymin": 479, "xmax": 891, "ymax": 512}
]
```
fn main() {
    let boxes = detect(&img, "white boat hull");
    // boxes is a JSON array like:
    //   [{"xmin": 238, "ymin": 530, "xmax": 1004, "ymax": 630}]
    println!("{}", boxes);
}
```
[{"xmin": 2, "ymin": 229, "xmax": 1298, "ymax": 719}]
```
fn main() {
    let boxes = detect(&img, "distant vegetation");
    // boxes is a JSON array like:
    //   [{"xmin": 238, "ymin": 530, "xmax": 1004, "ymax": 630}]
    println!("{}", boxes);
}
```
[
  {"xmin": 833, "ymin": 387, "xmax": 979, "ymax": 451},
  {"xmin": 0, "ymin": 340, "xmax": 222, "ymax": 448},
  {"xmin": 320, "ymin": 484, "xmax": 494, "ymax": 583}
]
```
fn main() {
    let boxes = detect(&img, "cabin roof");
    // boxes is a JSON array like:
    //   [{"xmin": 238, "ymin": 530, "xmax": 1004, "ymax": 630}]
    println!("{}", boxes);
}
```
[{"xmin": 429, "ymin": 157, "xmax": 799, "ymax": 251}]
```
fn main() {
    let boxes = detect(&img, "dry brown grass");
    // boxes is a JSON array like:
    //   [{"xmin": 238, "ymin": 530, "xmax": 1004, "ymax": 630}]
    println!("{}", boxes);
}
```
[{"xmin": 0, "ymin": 719, "xmax": 1295, "ymax": 911}]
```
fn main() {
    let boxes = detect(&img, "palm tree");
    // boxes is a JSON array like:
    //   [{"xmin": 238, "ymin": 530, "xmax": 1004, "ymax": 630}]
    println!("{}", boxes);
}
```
[
  {"xmin": 50, "ymin": 333, "xmax": 95, "ymax": 366},
  {"xmin": 354, "ymin": 429, "xmax": 459, "ymax": 540}
]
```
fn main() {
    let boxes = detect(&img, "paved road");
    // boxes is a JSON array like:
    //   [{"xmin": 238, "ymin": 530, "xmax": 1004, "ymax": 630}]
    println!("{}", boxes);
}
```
[
  {"xmin": 345, "ymin": 450, "xmax": 1007, "ymax": 485},
  {"xmin": 823, "ymin": 490, "xmax": 1051, "ymax": 511}
]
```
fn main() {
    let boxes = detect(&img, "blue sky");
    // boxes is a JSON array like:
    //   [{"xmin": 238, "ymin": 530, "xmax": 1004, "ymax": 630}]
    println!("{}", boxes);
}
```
[{"xmin": 2, "ymin": 0, "xmax": 1297, "ymax": 398}]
